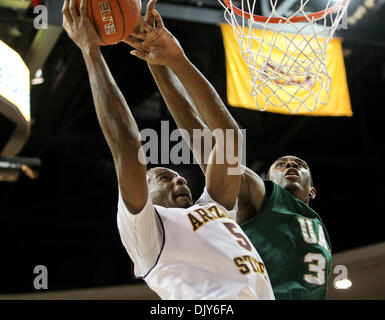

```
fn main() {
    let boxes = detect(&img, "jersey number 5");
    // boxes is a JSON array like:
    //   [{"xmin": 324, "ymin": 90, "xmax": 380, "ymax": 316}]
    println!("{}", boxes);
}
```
[{"xmin": 223, "ymin": 222, "xmax": 252, "ymax": 251}]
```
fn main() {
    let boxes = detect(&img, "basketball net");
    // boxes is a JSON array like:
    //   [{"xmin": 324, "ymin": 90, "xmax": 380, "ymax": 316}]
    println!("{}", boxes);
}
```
[{"xmin": 219, "ymin": 0, "xmax": 350, "ymax": 113}]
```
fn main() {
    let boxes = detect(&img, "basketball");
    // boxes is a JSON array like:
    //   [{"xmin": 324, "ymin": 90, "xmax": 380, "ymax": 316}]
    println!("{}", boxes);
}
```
[{"xmin": 77, "ymin": 0, "xmax": 142, "ymax": 46}]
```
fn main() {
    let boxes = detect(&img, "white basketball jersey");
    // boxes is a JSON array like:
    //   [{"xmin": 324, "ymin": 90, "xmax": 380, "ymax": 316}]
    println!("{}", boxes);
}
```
[{"xmin": 143, "ymin": 189, "xmax": 275, "ymax": 300}]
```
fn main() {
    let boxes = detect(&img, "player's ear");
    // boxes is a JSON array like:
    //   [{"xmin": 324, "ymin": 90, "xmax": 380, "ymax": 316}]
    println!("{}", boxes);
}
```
[{"xmin": 309, "ymin": 186, "xmax": 316, "ymax": 200}]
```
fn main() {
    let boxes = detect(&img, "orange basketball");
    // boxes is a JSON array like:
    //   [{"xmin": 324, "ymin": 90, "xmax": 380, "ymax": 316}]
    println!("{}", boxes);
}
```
[{"xmin": 77, "ymin": 0, "xmax": 142, "ymax": 46}]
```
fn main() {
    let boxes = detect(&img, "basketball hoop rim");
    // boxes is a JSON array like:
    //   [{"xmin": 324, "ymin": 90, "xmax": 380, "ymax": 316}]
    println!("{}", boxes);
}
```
[{"xmin": 222, "ymin": 0, "xmax": 350, "ymax": 23}]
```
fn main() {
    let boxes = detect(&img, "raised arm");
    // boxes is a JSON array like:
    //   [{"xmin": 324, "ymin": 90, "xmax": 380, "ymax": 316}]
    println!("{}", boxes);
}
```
[
  {"xmin": 62, "ymin": 0, "xmax": 147, "ymax": 213},
  {"xmin": 126, "ymin": 1, "xmax": 266, "ymax": 221},
  {"xmin": 150, "ymin": 64, "xmax": 215, "ymax": 166},
  {"xmin": 126, "ymin": 11, "xmax": 242, "ymax": 210},
  {"xmin": 127, "ymin": 0, "xmax": 213, "ymax": 173}
]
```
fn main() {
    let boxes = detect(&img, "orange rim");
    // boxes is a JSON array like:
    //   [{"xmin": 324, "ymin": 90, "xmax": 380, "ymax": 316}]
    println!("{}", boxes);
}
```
[{"xmin": 222, "ymin": 0, "xmax": 349, "ymax": 23}]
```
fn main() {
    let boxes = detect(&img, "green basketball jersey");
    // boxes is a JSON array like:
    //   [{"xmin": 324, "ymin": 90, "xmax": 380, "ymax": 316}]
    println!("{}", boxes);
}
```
[{"xmin": 241, "ymin": 180, "xmax": 332, "ymax": 300}]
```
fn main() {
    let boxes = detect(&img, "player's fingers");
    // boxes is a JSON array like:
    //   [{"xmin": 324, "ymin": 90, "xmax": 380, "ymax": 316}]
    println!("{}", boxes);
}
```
[
  {"xmin": 145, "ymin": 0, "xmax": 158, "ymax": 26},
  {"xmin": 130, "ymin": 30, "xmax": 147, "ymax": 41},
  {"xmin": 125, "ymin": 36, "xmax": 143, "ymax": 49},
  {"xmin": 146, "ymin": 0, "xmax": 158, "ymax": 12},
  {"xmin": 137, "ymin": 18, "xmax": 153, "ymax": 33},
  {"xmin": 152, "ymin": 9, "xmax": 164, "ymax": 28},
  {"xmin": 62, "ymin": 0, "xmax": 73, "ymax": 23},
  {"xmin": 130, "ymin": 50, "xmax": 149, "ymax": 62},
  {"xmin": 79, "ymin": 0, "xmax": 87, "ymax": 16},
  {"xmin": 141, "ymin": 38, "xmax": 158, "ymax": 50},
  {"xmin": 68, "ymin": 0, "xmax": 79, "ymax": 21},
  {"xmin": 62, "ymin": 18, "xmax": 69, "ymax": 33}
]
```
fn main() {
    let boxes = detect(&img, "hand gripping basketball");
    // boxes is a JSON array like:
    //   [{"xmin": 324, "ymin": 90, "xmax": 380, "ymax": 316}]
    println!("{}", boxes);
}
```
[
  {"xmin": 75, "ymin": 0, "xmax": 141, "ymax": 46},
  {"xmin": 62, "ymin": 0, "xmax": 101, "ymax": 52},
  {"xmin": 125, "ymin": 10, "xmax": 185, "ymax": 68}
]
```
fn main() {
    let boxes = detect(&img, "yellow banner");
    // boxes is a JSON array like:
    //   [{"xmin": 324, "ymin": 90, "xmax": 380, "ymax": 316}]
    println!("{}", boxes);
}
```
[{"xmin": 220, "ymin": 23, "xmax": 352, "ymax": 116}]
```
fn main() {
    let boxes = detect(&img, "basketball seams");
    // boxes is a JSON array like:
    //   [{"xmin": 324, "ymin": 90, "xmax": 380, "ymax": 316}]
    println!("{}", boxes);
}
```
[
  {"xmin": 90, "ymin": 0, "xmax": 107, "ymax": 45},
  {"xmin": 81, "ymin": 0, "xmax": 139, "ymax": 46},
  {"xmin": 122, "ymin": 0, "xmax": 141, "ymax": 39},
  {"xmin": 107, "ymin": 0, "xmax": 120, "ymax": 44},
  {"xmin": 128, "ymin": 0, "xmax": 140, "ymax": 28},
  {"xmin": 115, "ymin": 0, "xmax": 126, "ymax": 42}
]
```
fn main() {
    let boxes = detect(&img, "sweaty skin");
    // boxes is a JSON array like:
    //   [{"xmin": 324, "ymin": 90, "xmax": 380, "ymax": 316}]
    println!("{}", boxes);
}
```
[
  {"xmin": 62, "ymin": 0, "xmax": 243, "ymax": 213},
  {"xmin": 130, "ymin": 0, "xmax": 317, "ymax": 224},
  {"xmin": 126, "ymin": 1, "xmax": 330, "ymax": 301},
  {"xmin": 124, "ymin": 9, "xmax": 243, "ymax": 210}
]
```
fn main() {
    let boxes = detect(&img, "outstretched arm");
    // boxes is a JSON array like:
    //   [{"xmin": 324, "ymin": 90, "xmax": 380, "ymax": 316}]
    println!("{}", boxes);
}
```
[
  {"xmin": 132, "ymin": 1, "xmax": 212, "ymax": 169},
  {"xmin": 62, "ymin": 0, "xmax": 148, "ymax": 213},
  {"xmin": 148, "ymin": 64, "xmax": 214, "ymax": 169},
  {"xmin": 126, "ymin": 4, "xmax": 265, "ymax": 219},
  {"xmin": 126, "ymin": 11, "xmax": 242, "ymax": 210}
]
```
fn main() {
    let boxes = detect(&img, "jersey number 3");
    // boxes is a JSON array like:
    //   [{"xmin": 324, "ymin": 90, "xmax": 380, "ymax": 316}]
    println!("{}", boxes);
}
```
[
  {"xmin": 304, "ymin": 253, "xmax": 326, "ymax": 285},
  {"xmin": 298, "ymin": 218, "xmax": 327, "ymax": 286}
]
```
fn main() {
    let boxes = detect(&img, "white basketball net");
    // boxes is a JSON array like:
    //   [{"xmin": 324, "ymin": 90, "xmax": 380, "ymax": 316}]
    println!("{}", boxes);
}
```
[{"xmin": 219, "ymin": 0, "xmax": 350, "ymax": 113}]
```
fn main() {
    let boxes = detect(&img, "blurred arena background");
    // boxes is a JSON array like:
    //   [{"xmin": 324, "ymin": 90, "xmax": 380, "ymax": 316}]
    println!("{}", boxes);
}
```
[{"xmin": 0, "ymin": 0, "xmax": 384, "ymax": 299}]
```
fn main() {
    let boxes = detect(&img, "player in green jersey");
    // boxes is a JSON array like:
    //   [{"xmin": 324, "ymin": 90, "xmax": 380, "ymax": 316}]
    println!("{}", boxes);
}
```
[
  {"xmin": 239, "ymin": 156, "xmax": 332, "ymax": 299},
  {"xmin": 127, "ymin": 0, "xmax": 332, "ymax": 299}
]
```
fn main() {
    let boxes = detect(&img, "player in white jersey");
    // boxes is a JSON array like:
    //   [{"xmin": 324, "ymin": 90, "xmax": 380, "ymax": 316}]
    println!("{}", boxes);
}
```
[
  {"xmin": 118, "ymin": 167, "xmax": 274, "ymax": 299},
  {"xmin": 62, "ymin": 0, "xmax": 274, "ymax": 300}
]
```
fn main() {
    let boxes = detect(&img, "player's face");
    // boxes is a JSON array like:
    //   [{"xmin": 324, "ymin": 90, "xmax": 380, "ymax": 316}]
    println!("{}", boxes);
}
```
[
  {"xmin": 268, "ymin": 156, "xmax": 316, "ymax": 204},
  {"xmin": 148, "ymin": 167, "xmax": 193, "ymax": 209}
]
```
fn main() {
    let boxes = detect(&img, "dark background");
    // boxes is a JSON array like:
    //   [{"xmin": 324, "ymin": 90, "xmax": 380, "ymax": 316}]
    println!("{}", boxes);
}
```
[{"xmin": 0, "ymin": 0, "xmax": 384, "ymax": 293}]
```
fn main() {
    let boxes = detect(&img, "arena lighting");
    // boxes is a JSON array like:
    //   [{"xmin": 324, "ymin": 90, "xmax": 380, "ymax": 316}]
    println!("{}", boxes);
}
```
[
  {"xmin": 31, "ymin": 68, "xmax": 44, "ymax": 85},
  {"xmin": 335, "ymin": 279, "xmax": 352, "ymax": 289},
  {"xmin": 0, "ymin": 0, "xmax": 31, "ymax": 10},
  {"xmin": 348, "ymin": 0, "xmax": 377, "ymax": 26},
  {"xmin": 0, "ymin": 39, "xmax": 30, "ymax": 122},
  {"xmin": 0, "ymin": 157, "xmax": 41, "ymax": 182}
]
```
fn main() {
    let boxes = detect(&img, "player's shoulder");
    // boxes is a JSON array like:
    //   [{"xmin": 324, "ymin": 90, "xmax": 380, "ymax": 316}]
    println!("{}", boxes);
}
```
[
  {"xmin": 195, "ymin": 187, "xmax": 214, "ymax": 206},
  {"xmin": 265, "ymin": 181, "xmax": 323, "ymax": 220},
  {"xmin": 195, "ymin": 187, "xmax": 233, "ymax": 209},
  {"xmin": 195, "ymin": 187, "xmax": 238, "ymax": 220},
  {"xmin": 152, "ymin": 200, "xmax": 208, "ymax": 215},
  {"xmin": 264, "ymin": 179, "xmax": 293, "ymax": 199}
]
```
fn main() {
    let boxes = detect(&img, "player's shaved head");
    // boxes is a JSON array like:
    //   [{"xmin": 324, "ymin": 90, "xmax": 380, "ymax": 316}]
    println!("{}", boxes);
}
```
[
  {"xmin": 147, "ymin": 167, "xmax": 178, "ymax": 183},
  {"xmin": 147, "ymin": 167, "xmax": 165, "ymax": 188},
  {"xmin": 146, "ymin": 167, "xmax": 193, "ymax": 208}
]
